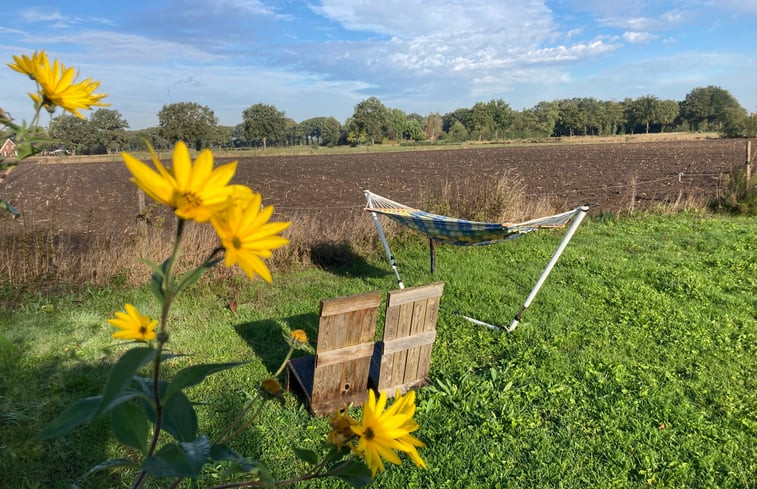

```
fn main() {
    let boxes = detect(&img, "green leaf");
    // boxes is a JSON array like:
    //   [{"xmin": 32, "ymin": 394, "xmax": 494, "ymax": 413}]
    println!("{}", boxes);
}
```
[
  {"xmin": 146, "ymin": 258, "xmax": 170, "ymax": 302},
  {"xmin": 97, "ymin": 347, "xmax": 157, "ymax": 416},
  {"xmin": 331, "ymin": 460, "xmax": 373, "ymax": 487},
  {"xmin": 210, "ymin": 444, "xmax": 257, "ymax": 472},
  {"xmin": 15, "ymin": 141, "xmax": 40, "ymax": 160},
  {"xmin": 174, "ymin": 258, "xmax": 222, "ymax": 296},
  {"xmin": 162, "ymin": 390, "xmax": 198, "ymax": 442},
  {"xmin": 142, "ymin": 436, "xmax": 211, "ymax": 478},
  {"xmin": 293, "ymin": 447, "xmax": 320, "ymax": 465},
  {"xmin": 37, "ymin": 396, "xmax": 102, "ymax": 439},
  {"xmin": 162, "ymin": 362, "xmax": 245, "ymax": 403},
  {"xmin": 111, "ymin": 401, "xmax": 149, "ymax": 452}
]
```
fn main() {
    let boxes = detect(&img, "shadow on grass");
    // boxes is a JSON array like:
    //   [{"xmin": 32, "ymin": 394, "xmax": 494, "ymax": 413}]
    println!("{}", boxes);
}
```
[
  {"xmin": 310, "ymin": 241, "xmax": 389, "ymax": 279},
  {"xmin": 233, "ymin": 313, "xmax": 320, "ymax": 376},
  {"xmin": 0, "ymin": 345, "xmax": 122, "ymax": 489}
]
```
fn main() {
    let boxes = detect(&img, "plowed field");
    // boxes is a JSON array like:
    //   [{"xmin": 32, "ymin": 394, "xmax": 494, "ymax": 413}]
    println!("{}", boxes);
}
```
[{"xmin": 0, "ymin": 138, "xmax": 749, "ymax": 237}]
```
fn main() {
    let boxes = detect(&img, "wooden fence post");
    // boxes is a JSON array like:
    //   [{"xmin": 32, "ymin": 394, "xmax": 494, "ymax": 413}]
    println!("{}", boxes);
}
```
[
  {"xmin": 137, "ymin": 188, "xmax": 146, "ymax": 234},
  {"xmin": 746, "ymin": 140, "xmax": 752, "ymax": 185}
]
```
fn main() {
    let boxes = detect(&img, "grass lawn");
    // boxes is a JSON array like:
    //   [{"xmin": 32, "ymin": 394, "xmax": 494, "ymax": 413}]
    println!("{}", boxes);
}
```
[{"xmin": 1, "ymin": 212, "xmax": 755, "ymax": 488}]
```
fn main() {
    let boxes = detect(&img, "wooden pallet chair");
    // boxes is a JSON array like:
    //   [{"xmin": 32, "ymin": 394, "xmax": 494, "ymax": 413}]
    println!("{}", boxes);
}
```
[
  {"xmin": 369, "ymin": 282, "xmax": 444, "ymax": 398},
  {"xmin": 287, "ymin": 290, "xmax": 381, "ymax": 416}
]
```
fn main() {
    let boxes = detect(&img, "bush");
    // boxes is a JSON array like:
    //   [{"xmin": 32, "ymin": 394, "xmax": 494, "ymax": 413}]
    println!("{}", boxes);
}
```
[{"xmin": 710, "ymin": 165, "xmax": 757, "ymax": 215}]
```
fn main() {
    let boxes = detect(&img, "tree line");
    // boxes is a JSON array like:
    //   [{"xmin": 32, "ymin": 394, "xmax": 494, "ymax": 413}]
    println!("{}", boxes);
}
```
[{"xmin": 29, "ymin": 85, "xmax": 756, "ymax": 155}]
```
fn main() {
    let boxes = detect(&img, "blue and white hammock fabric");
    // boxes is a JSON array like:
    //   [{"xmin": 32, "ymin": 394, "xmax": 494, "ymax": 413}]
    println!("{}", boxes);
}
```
[{"xmin": 364, "ymin": 191, "xmax": 580, "ymax": 246}]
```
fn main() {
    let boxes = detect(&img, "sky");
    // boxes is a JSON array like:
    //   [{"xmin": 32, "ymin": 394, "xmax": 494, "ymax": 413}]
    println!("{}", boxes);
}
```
[{"xmin": 1, "ymin": 0, "xmax": 755, "ymax": 130}]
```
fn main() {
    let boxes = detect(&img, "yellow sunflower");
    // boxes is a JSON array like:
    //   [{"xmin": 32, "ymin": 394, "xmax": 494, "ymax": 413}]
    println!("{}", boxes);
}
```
[
  {"xmin": 351, "ymin": 389, "xmax": 427, "ymax": 476},
  {"xmin": 8, "ymin": 50, "xmax": 109, "ymax": 118},
  {"xmin": 211, "ymin": 192, "xmax": 289, "ymax": 282},
  {"xmin": 108, "ymin": 304, "xmax": 158, "ymax": 342},
  {"xmin": 122, "ymin": 141, "xmax": 238, "ymax": 222}
]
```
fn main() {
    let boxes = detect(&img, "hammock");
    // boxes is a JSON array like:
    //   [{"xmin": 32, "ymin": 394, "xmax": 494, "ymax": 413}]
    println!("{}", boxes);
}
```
[
  {"xmin": 365, "ymin": 191, "xmax": 579, "ymax": 246},
  {"xmin": 364, "ymin": 190, "xmax": 589, "ymax": 332}
]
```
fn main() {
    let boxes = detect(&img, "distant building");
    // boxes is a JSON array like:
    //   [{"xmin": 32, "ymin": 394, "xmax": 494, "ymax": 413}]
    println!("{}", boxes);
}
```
[{"xmin": 1, "ymin": 138, "xmax": 16, "ymax": 157}]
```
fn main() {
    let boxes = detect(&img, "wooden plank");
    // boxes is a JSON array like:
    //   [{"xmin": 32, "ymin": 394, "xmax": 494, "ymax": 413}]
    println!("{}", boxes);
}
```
[
  {"xmin": 320, "ymin": 290, "xmax": 381, "ymax": 316},
  {"xmin": 316, "ymin": 342, "xmax": 374, "ymax": 367},
  {"xmin": 403, "ymin": 299, "xmax": 428, "ymax": 382},
  {"xmin": 416, "ymin": 295, "xmax": 440, "ymax": 381},
  {"xmin": 382, "ymin": 330, "xmax": 436, "ymax": 355},
  {"xmin": 387, "ymin": 282, "xmax": 444, "ymax": 307}
]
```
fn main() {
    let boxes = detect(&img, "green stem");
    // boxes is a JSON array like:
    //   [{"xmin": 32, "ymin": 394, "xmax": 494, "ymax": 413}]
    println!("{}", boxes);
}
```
[
  {"xmin": 273, "ymin": 347, "xmax": 294, "ymax": 378},
  {"xmin": 132, "ymin": 219, "xmax": 186, "ymax": 489}
]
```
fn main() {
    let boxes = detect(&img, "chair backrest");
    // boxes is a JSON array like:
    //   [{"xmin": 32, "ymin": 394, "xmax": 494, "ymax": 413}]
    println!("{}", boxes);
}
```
[
  {"xmin": 372, "ymin": 282, "xmax": 444, "ymax": 396},
  {"xmin": 309, "ymin": 290, "xmax": 382, "ymax": 415}
]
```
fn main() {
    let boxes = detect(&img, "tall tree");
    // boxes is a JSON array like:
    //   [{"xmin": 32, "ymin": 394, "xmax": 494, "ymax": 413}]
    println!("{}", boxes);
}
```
[
  {"xmin": 387, "ymin": 108, "xmax": 408, "ymax": 141},
  {"xmin": 422, "ymin": 112, "xmax": 443, "ymax": 141},
  {"xmin": 242, "ymin": 103, "xmax": 287, "ymax": 149},
  {"xmin": 626, "ymin": 95, "xmax": 662, "ymax": 134},
  {"xmin": 487, "ymin": 99, "xmax": 514, "ymax": 139},
  {"xmin": 349, "ymin": 97, "xmax": 389, "ymax": 145},
  {"xmin": 657, "ymin": 100, "xmax": 680, "ymax": 132},
  {"xmin": 157, "ymin": 102, "xmax": 219, "ymax": 150},
  {"xmin": 680, "ymin": 86, "xmax": 746, "ymax": 133},
  {"xmin": 467, "ymin": 102, "xmax": 495, "ymax": 140},
  {"xmin": 90, "ymin": 109, "xmax": 129, "ymax": 153},
  {"xmin": 49, "ymin": 114, "xmax": 88, "ymax": 154}
]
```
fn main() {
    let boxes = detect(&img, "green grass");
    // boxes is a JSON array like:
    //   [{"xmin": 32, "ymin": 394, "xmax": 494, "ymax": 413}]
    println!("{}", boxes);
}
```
[{"xmin": 1, "ymin": 212, "xmax": 755, "ymax": 488}]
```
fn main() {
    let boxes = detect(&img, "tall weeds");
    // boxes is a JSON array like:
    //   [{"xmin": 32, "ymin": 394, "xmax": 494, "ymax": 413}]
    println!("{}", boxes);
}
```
[{"xmin": 0, "ymin": 170, "xmax": 698, "ymax": 288}]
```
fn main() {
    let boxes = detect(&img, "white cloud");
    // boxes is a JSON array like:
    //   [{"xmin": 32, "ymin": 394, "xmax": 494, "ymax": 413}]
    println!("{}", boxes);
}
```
[{"xmin": 623, "ymin": 31, "xmax": 658, "ymax": 43}]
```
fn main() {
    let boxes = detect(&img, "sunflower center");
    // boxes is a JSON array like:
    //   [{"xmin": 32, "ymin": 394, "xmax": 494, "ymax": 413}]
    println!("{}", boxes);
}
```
[
  {"xmin": 231, "ymin": 236, "xmax": 242, "ymax": 249},
  {"xmin": 139, "ymin": 325, "xmax": 147, "ymax": 335},
  {"xmin": 364, "ymin": 427, "xmax": 375, "ymax": 440},
  {"xmin": 176, "ymin": 192, "xmax": 203, "ymax": 211}
]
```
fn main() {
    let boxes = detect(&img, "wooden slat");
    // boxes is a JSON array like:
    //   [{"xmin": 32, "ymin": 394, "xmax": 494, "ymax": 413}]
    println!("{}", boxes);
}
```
[
  {"xmin": 316, "ymin": 342, "xmax": 374, "ymax": 367},
  {"xmin": 383, "ymin": 330, "xmax": 436, "ymax": 355},
  {"xmin": 320, "ymin": 290, "xmax": 381, "ymax": 316},
  {"xmin": 387, "ymin": 282, "xmax": 444, "ymax": 307}
]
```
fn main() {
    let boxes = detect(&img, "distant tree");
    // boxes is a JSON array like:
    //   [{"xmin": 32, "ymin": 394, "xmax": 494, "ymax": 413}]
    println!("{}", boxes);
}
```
[
  {"xmin": 445, "ymin": 120, "xmax": 469, "ymax": 142},
  {"xmin": 215, "ymin": 126, "xmax": 234, "ymax": 148},
  {"xmin": 680, "ymin": 86, "xmax": 746, "ymax": 133},
  {"xmin": 576, "ymin": 98, "xmax": 601, "ymax": 135},
  {"xmin": 598, "ymin": 101, "xmax": 624, "ymax": 135},
  {"xmin": 625, "ymin": 95, "xmax": 663, "ymax": 134},
  {"xmin": 404, "ymin": 118, "xmax": 424, "ymax": 141},
  {"xmin": 157, "ymin": 102, "xmax": 219, "ymax": 150},
  {"xmin": 532, "ymin": 101, "xmax": 560, "ymax": 137},
  {"xmin": 349, "ymin": 97, "xmax": 389, "ymax": 145},
  {"xmin": 49, "ymin": 114, "xmax": 89, "ymax": 154},
  {"xmin": 467, "ymin": 102, "xmax": 496, "ymax": 140},
  {"xmin": 442, "ymin": 108, "xmax": 470, "ymax": 133},
  {"xmin": 232, "ymin": 123, "xmax": 247, "ymax": 147},
  {"xmin": 242, "ymin": 103, "xmax": 287, "ymax": 149},
  {"xmin": 90, "ymin": 109, "xmax": 129, "ymax": 153},
  {"xmin": 387, "ymin": 108, "xmax": 408, "ymax": 141},
  {"xmin": 487, "ymin": 99, "xmax": 514, "ymax": 139},
  {"xmin": 297, "ymin": 117, "xmax": 341, "ymax": 146},
  {"xmin": 555, "ymin": 99, "xmax": 581, "ymax": 136},
  {"xmin": 657, "ymin": 100, "xmax": 680, "ymax": 132},
  {"xmin": 422, "ymin": 112, "xmax": 443, "ymax": 141},
  {"xmin": 510, "ymin": 109, "xmax": 540, "ymax": 138},
  {"xmin": 126, "ymin": 127, "xmax": 167, "ymax": 151}
]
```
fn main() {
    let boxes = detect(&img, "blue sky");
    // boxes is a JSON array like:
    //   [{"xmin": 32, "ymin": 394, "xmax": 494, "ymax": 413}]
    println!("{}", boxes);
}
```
[{"xmin": 1, "ymin": 0, "xmax": 755, "ymax": 129}]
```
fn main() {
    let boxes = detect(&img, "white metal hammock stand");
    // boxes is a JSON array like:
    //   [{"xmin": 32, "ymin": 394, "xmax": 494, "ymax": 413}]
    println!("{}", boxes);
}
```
[{"xmin": 365, "ymin": 190, "xmax": 589, "ymax": 332}]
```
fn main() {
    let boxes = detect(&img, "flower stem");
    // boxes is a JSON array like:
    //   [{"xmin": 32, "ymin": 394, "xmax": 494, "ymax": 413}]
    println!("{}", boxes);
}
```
[{"xmin": 132, "ymin": 219, "xmax": 185, "ymax": 489}]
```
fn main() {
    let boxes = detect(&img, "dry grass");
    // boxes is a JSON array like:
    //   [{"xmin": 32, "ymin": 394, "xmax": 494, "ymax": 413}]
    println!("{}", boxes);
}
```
[{"xmin": 0, "ymin": 170, "xmax": 706, "ymax": 289}]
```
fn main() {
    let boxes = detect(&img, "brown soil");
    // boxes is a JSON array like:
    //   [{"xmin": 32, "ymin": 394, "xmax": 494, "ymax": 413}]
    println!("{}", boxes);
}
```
[{"xmin": 0, "ymin": 138, "xmax": 749, "ymax": 236}]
